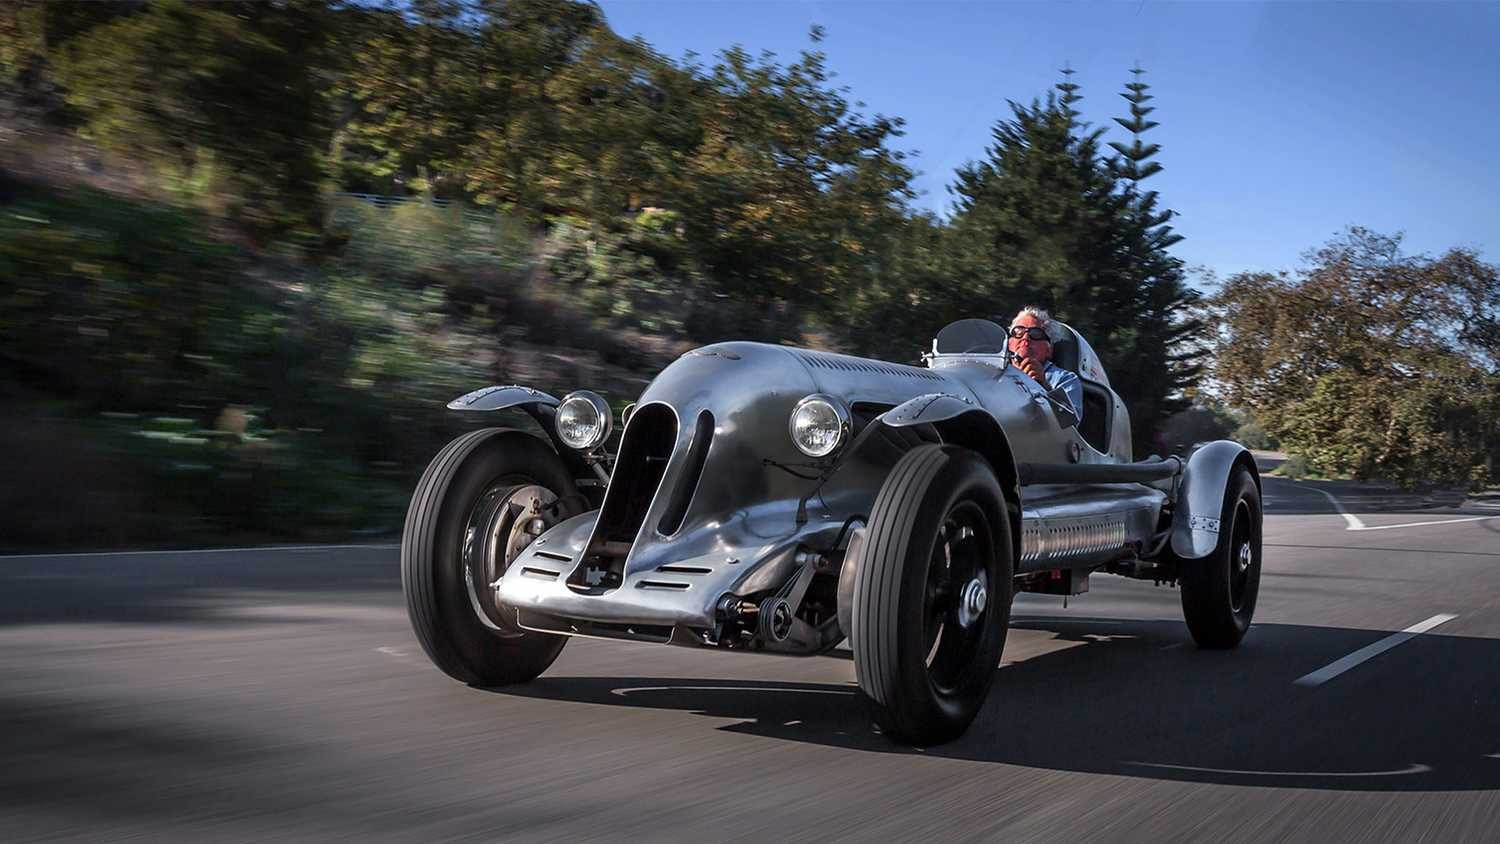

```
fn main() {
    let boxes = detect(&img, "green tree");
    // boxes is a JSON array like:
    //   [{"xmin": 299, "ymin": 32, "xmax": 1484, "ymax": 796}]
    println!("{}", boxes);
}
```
[
  {"xmin": 665, "ymin": 40, "xmax": 915, "ymax": 322},
  {"xmin": 1206, "ymin": 228, "xmax": 1499, "ymax": 487},
  {"xmin": 460, "ymin": 0, "xmax": 615, "ymax": 216},
  {"xmin": 332, "ymin": 0, "xmax": 485, "ymax": 198},
  {"xmin": 55, "ymin": 1, "xmax": 332, "ymax": 231}
]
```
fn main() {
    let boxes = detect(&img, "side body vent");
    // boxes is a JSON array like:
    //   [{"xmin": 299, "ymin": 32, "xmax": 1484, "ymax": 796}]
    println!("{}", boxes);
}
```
[
  {"xmin": 569, "ymin": 403, "xmax": 677, "ymax": 591},
  {"xmin": 1020, "ymin": 517, "xmax": 1127, "ymax": 564},
  {"xmin": 657, "ymin": 410, "xmax": 713, "ymax": 536}
]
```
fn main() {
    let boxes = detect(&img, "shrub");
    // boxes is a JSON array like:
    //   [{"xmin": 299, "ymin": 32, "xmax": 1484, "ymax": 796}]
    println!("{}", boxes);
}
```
[
  {"xmin": 1234, "ymin": 420, "xmax": 1277, "ymax": 450},
  {"xmin": 0, "ymin": 184, "xmax": 263, "ymax": 409},
  {"xmin": 1280, "ymin": 454, "xmax": 1310, "ymax": 480},
  {"xmin": 329, "ymin": 197, "xmax": 534, "ymax": 285}
]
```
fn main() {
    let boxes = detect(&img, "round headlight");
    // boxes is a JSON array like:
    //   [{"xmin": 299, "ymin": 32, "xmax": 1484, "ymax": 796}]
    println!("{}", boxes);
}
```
[
  {"xmin": 555, "ymin": 390, "xmax": 612, "ymax": 450},
  {"xmin": 789, "ymin": 394, "xmax": 850, "ymax": 458}
]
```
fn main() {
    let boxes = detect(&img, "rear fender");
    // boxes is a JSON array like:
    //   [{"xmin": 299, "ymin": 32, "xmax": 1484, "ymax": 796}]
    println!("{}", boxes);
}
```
[{"xmin": 1169, "ymin": 440, "xmax": 1259, "ymax": 559}]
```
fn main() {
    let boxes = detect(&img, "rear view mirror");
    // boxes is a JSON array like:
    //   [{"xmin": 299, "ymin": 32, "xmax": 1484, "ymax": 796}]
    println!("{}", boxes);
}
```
[{"xmin": 1045, "ymin": 387, "xmax": 1079, "ymax": 429}]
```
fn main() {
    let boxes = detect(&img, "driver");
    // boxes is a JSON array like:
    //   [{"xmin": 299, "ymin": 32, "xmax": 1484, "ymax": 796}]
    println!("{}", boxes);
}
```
[{"xmin": 1008, "ymin": 306, "xmax": 1083, "ymax": 420}]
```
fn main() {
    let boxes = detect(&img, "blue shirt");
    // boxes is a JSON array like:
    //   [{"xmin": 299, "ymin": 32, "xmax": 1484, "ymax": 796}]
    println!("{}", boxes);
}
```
[{"xmin": 1025, "ymin": 361, "xmax": 1083, "ymax": 420}]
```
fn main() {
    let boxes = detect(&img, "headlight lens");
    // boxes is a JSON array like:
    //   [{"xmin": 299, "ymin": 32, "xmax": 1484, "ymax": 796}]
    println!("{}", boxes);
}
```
[
  {"xmin": 789, "ymin": 394, "xmax": 849, "ymax": 458},
  {"xmin": 555, "ymin": 390, "xmax": 612, "ymax": 450}
]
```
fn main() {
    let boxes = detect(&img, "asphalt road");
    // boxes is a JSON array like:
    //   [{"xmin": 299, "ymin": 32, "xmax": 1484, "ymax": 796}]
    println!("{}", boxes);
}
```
[{"xmin": 3, "ymin": 475, "xmax": 1499, "ymax": 842}]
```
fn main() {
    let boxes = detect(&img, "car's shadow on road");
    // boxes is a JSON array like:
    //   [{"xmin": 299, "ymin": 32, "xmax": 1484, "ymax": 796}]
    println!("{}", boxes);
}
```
[{"xmin": 499, "ymin": 616, "xmax": 1500, "ymax": 792}]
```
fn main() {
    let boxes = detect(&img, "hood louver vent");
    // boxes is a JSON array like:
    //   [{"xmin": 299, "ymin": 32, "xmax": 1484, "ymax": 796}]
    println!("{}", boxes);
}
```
[{"xmin": 793, "ymin": 350, "xmax": 948, "ymax": 383}]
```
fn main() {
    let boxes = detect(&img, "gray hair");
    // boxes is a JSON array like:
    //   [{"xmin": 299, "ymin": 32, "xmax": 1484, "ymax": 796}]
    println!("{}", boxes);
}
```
[{"xmin": 1010, "ymin": 305, "xmax": 1063, "ymax": 343}]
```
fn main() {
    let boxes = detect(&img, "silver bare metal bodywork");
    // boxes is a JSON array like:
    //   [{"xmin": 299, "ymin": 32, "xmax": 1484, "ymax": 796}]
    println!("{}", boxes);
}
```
[{"xmin": 461, "ymin": 322, "xmax": 1252, "ymax": 648}]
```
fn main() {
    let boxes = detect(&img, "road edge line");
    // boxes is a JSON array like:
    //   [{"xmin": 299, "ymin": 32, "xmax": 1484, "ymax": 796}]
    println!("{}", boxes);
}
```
[
  {"xmin": 0, "ymin": 543, "xmax": 401, "ymax": 561},
  {"xmin": 1305, "ymin": 486, "xmax": 1365, "ymax": 530}
]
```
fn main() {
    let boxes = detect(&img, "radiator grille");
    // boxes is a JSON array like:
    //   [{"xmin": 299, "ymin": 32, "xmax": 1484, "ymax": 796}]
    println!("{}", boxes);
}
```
[
  {"xmin": 569, "ymin": 403, "xmax": 677, "ymax": 591},
  {"xmin": 657, "ymin": 410, "xmax": 713, "ymax": 536}
]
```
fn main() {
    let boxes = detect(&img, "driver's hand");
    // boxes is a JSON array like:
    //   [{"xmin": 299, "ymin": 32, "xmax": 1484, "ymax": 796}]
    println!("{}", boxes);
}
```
[{"xmin": 1017, "ymin": 358, "xmax": 1042, "ymax": 381}]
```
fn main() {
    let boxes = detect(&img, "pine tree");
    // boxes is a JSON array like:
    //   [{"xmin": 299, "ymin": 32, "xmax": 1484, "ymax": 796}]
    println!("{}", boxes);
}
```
[
  {"xmin": 1106, "ymin": 67, "xmax": 1203, "ymax": 449},
  {"xmin": 945, "ymin": 67, "xmax": 1203, "ymax": 454},
  {"xmin": 1109, "ymin": 66, "xmax": 1163, "ymax": 183},
  {"xmin": 946, "ymin": 70, "xmax": 1119, "ymax": 331},
  {"xmin": 1055, "ymin": 65, "xmax": 1083, "ymax": 123}
]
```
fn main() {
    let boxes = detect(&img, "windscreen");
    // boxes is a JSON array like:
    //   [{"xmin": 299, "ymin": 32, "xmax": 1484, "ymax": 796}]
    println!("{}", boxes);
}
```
[{"xmin": 934, "ymin": 318, "xmax": 1011, "ymax": 355}]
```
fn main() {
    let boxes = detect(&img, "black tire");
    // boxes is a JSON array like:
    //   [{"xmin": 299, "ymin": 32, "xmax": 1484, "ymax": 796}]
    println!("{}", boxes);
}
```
[
  {"xmin": 402, "ymin": 427, "xmax": 572, "ymax": 685},
  {"xmin": 1180, "ymin": 465, "xmax": 1263, "ymax": 649},
  {"xmin": 851, "ymin": 444, "xmax": 1013, "ymax": 745}
]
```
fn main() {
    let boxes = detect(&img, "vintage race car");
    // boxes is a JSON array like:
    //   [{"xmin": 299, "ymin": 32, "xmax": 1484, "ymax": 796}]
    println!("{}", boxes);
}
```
[{"xmin": 401, "ymin": 318, "xmax": 1263, "ymax": 744}]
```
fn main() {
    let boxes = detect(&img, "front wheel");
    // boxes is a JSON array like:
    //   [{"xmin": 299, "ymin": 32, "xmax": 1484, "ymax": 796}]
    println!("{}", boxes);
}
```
[
  {"xmin": 850, "ymin": 444, "xmax": 1013, "ymax": 745},
  {"xmin": 1180, "ymin": 466, "xmax": 1263, "ymax": 648},
  {"xmin": 402, "ymin": 428, "xmax": 576, "ymax": 685}
]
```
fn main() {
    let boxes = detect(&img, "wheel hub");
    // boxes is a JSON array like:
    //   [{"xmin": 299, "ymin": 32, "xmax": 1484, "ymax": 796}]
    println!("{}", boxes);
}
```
[
  {"xmin": 957, "ymin": 574, "xmax": 988, "ymax": 628},
  {"xmin": 497, "ymin": 486, "xmax": 559, "ymax": 567},
  {"xmin": 1237, "ymin": 541, "xmax": 1252, "ymax": 572},
  {"xmin": 462, "ymin": 482, "xmax": 558, "ymax": 635}
]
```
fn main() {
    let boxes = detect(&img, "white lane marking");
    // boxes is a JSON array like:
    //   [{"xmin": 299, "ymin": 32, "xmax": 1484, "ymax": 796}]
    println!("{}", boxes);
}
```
[
  {"xmin": 611, "ymin": 685, "xmax": 854, "ymax": 697},
  {"xmin": 1305, "ymin": 487, "xmax": 1497, "ymax": 531},
  {"xmin": 375, "ymin": 645, "xmax": 420, "ymax": 665},
  {"xmin": 1307, "ymin": 487, "xmax": 1365, "ymax": 530},
  {"xmin": 1128, "ymin": 761, "xmax": 1431, "ymax": 778},
  {"xmin": 1354, "ymin": 516, "xmax": 1497, "ymax": 531},
  {"xmin": 1293, "ymin": 613, "xmax": 1458, "ymax": 687},
  {"xmin": 1487, "ymin": 753, "xmax": 1500, "ymax": 759},
  {"xmin": 0, "ymin": 543, "xmax": 399, "ymax": 561}
]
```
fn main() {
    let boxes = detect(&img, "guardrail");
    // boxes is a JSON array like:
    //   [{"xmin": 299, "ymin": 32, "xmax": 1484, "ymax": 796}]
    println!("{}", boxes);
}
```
[
  {"xmin": 338, "ymin": 192, "xmax": 454, "ymax": 209},
  {"xmin": 335, "ymin": 192, "xmax": 498, "ymax": 224}
]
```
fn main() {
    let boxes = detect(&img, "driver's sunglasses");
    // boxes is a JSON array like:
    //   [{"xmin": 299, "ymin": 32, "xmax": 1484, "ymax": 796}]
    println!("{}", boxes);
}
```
[{"xmin": 1008, "ymin": 326, "xmax": 1050, "ymax": 342}]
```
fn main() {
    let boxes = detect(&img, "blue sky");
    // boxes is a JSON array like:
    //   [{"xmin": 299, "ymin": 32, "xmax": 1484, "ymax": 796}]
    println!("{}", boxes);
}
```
[{"xmin": 596, "ymin": 1, "xmax": 1499, "ymax": 284}]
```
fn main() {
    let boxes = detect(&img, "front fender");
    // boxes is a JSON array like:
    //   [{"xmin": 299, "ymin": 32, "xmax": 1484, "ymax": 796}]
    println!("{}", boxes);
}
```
[
  {"xmin": 446, "ymin": 385, "xmax": 598, "ymax": 489},
  {"xmin": 879, "ymin": 392, "xmax": 978, "ymax": 427},
  {"xmin": 1169, "ymin": 440, "xmax": 1259, "ymax": 559},
  {"xmin": 447, "ymin": 385, "xmax": 559, "ymax": 412},
  {"xmin": 876, "ymin": 393, "xmax": 1017, "ymax": 496},
  {"xmin": 871, "ymin": 393, "xmax": 1021, "ymax": 571},
  {"xmin": 882, "ymin": 392, "xmax": 978, "ymax": 425}
]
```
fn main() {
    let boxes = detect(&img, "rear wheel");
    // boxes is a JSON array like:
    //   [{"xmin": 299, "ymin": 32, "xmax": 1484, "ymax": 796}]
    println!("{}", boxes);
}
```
[
  {"xmin": 851, "ymin": 444, "xmax": 1013, "ymax": 745},
  {"xmin": 1180, "ymin": 466, "xmax": 1262, "ymax": 648},
  {"xmin": 402, "ymin": 428, "xmax": 577, "ymax": 685}
]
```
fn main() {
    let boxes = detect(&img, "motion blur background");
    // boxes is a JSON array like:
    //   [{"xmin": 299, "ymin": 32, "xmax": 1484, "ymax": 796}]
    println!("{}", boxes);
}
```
[{"xmin": 2, "ymin": 0, "xmax": 1496, "ymax": 553}]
